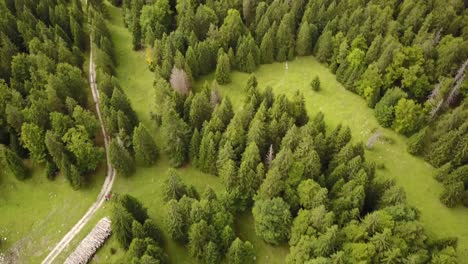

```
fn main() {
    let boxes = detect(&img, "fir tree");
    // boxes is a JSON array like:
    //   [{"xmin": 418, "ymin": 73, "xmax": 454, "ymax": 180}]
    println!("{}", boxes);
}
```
[
  {"xmin": 296, "ymin": 22, "xmax": 313, "ymax": 56},
  {"xmin": 215, "ymin": 50, "xmax": 231, "ymax": 84},
  {"xmin": 3, "ymin": 146, "xmax": 29, "ymax": 180},
  {"xmin": 133, "ymin": 123, "xmax": 158, "ymax": 166},
  {"xmin": 110, "ymin": 139, "xmax": 135, "ymax": 177}
]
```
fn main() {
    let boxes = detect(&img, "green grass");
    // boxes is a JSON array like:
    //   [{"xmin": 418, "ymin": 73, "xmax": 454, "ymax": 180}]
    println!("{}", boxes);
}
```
[
  {"xmin": 0, "ymin": 164, "xmax": 105, "ymax": 263},
  {"xmin": 197, "ymin": 57, "xmax": 468, "ymax": 259},
  {"xmin": 96, "ymin": 3, "xmax": 468, "ymax": 263}
]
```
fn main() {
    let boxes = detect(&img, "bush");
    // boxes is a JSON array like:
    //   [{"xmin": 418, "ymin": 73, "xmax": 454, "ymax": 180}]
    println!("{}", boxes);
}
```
[{"xmin": 311, "ymin": 76, "xmax": 321, "ymax": 91}]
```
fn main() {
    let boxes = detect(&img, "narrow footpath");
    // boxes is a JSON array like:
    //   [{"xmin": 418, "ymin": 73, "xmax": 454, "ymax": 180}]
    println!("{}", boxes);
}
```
[{"xmin": 41, "ymin": 41, "xmax": 116, "ymax": 264}]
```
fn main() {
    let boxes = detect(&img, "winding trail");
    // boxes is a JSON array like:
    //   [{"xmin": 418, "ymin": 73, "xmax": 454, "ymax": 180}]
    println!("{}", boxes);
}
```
[{"xmin": 41, "ymin": 42, "xmax": 116, "ymax": 264}]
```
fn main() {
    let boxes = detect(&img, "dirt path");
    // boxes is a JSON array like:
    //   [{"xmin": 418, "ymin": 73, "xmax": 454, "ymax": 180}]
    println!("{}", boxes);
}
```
[{"xmin": 41, "ymin": 42, "xmax": 116, "ymax": 264}]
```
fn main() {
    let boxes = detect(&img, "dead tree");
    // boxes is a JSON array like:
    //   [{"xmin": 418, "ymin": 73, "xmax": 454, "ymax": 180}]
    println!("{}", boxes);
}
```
[
  {"xmin": 430, "ymin": 99, "xmax": 444, "ymax": 118},
  {"xmin": 428, "ymin": 81, "xmax": 441, "ymax": 101},
  {"xmin": 210, "ymin": 85, "xmax": 222, "ymax": 108},
  {"xmin": 366, "ymin": 130, "xmax": 381, "ymax": 149},
  {"xmin": 265, "ymin": 144, "xmax": 275, "ymax": 168},
  {"xmin": 170, "ymin": 66, "xmax": 191, "ymax": 96},
  {"xmin": 446, "ymin": 59, "xmax": 468, "ymax": 106}
]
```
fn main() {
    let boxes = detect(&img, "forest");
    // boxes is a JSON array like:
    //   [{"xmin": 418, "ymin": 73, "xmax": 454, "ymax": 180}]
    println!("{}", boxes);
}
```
[{"xmin": 0, "ymin": 0, "xmax": 467, "ymax": 263}]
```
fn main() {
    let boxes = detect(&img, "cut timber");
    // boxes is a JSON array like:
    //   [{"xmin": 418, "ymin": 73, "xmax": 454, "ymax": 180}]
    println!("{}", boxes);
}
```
[{"xmin": 64, "ymin": 217, "xmax": 112, "ymax": 264}]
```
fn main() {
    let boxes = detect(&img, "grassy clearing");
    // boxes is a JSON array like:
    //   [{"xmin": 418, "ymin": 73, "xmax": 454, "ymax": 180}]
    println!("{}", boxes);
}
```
[{"xmin": 196, "ymin": 56, "xmax": 468, "ymax": 259}]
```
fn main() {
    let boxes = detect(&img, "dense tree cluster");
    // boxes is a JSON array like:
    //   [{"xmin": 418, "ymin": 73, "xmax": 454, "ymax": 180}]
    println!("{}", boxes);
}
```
[
  {"xmin": 154, "ymin": 68, "xmax": 457, "ymax": 261},
  {"xmin": 162, "ymin": 169, "xmax": 253, "ymax": 263},
  {"xmin": 111, "ymin": 194, "xmax": 168, "ymax": 263},
  {"xmin": 0, "ymin": 0, "xmax": 105, "ymax": 188}
]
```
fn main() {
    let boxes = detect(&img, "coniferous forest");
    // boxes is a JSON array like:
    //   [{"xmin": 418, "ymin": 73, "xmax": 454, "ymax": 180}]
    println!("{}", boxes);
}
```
[{"xmin": 0, "ymin": 0, "xmax": 467, "ymax": 263}]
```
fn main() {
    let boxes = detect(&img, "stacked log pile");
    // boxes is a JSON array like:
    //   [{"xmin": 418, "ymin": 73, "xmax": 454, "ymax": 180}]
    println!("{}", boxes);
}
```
[{"xmin": 64, "ymin": 217, "xmax": 112, "ymax": 264}]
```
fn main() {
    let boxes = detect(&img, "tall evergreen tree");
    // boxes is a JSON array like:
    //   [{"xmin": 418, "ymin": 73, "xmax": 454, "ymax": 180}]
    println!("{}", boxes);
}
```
[
  {"xmin": 161, "ymin": 108, "xmax": 191, "ymax": 167},
  {"xmin": 3, "ymin": 146, "xmax": 29, "ymax": 180},
  {"xmin": 216, "ymin": 49, "xmax": 231, "ymax": 84},
  {"xmin": 110, "ymin": 139, "xmax": 135, "ymax": 177},
  {"xmin": 133, "ymin": 123, "xmax": 158, "ymax": 166},
  {"xmin": 296, "ymin": 22, "xmax": 313, "ymax": 56}
]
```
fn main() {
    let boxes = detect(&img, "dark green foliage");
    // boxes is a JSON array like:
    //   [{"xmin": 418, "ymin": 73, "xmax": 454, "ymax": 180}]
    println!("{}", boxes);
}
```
[
  {"xmin": 162, "ymin": 169, "xmax": 187, "ymax": 202},
  {"xmin": 112, "ymin": 203, "xmax": 134, "ymax": 249},
  {"xmin": 296, "ymin": 22, "xmax": 313, "ymax": 56},
  {"xmin": 109, "ymin": 139, "xmax": 135, "ymax": 177},
  {"xmin": 311, "ymin": 76, "xmax": 320, "ymax": 91},
  {"xmin": 314, "ymin": 30, "xmax": 333, "ymax": 63},
  {"xmin": 216, "ymin": 50, "xmax": 231, "ymax": 85},
  {"xmin": 260, "ymin": 23, "xmax": 276, "ymax": 64},
  {"xmin": 275, "ymin": 13, "xmax": 295, "ymax": 62},
  {"xmin": 133, "ymin": 123, "xmax": 158, "ymax": 166},
  {"xmin": 190, "ymin": 92, "xmax": 212, "ymax": 130},
  {"xmin": 161, "ymin": 108, "xmax": 191, "ymax": 167},
  {"xmin": 3, "ymin": 146, "xmax": 28, "ymax": 180},
  {"xmin": 407, "ymin": 127, "xmax": 427, "ymax": 155},
  {"xmin": 236, "ymin": 34, "xmax": 260, "ymax": 73}
]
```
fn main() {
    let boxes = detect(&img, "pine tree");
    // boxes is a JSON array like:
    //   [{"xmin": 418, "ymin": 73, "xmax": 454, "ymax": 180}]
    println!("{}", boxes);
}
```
[
  {"xmin": 189, "ymin": 128, "xmax": 201, "ymax": 165},
  {"xmin": 110, "ymin": 139, "xmax": 135, "ymax": 177},
  {"xmin": 185, "ymin": 46, "xmax": 199, "ymax": 78},
  {"xmin": 189, "ymin": 92, "xmax": 212, "ymax": 130},
  {"xmin": 215, "ymin": 50, "xmax": 231, "ymax": 84},
  {"xmin": 112, "ymin": 203, "xmax": 134, "ymax": 249},
  {"xmin": 133, "ymin": 123, "xmax": 158, "ymax": 166},
  {"xmin": 227, "ymin": 238, "xmax": 255, "ymax": 264},
  {"xmin": 131, "ymin": 0, "xmax": 143, "ymax": 50},
  {"xmin": 315, "ymin": 30, "xmax": 333, "ymax": 63},
  {"xmin": 260, "ymin": 23, "xmax": 276, "ymax": 64},
  {"xmin": 236, "ymin": 34, "xmax": 260, "ymax": 73},
  {"xmin": 296, "ymin": 22, "xmax": 312, "ymax": 56},
  {"xmin": 163, "ymin": 169, "xmax": 187, "ymax": 201},
  {"xmin": 276, "ymin": 13, "xmax": 295, "ymax": 62},
  {"xmin": 247, "ymin": 103, "xmax": 268, "ymax": 156},
  {"xmin": 3, "ymin": 146, "xmax": 29, "ymax": 180},
  {"xmin": 161, "ymin": 108, "xmax": 191, "ymax": 167}
]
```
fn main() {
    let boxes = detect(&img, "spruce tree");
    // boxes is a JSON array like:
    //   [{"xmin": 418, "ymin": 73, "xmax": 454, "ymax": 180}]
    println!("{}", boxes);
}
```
[
  {"xmin": 296, "ymin": 22, "xmax": 312, "ymax": 56},
  {"xmin": 215, "ymin": 50, "xmax": 231, "ymax": 84},
  {"xmin": 236, "ymin": 34, "xmax": 260, "ymax": 73},
  {"xmin": 260, "ymin": 24, "xmax": 276, "ymax": 64},
  {"xmin": 110, "ymin": 139, "xmax": 135, "ymax": 177},
  {"xmin": 162, "ymin": 108, "xmax": 191, "ymax": 167},
  {"xmin": 189, "ymin": 92, "xmax": 212, "ymax": 130},
  {"xmin": 275, "ymin": 13, "xmax": 295, "ymax": 62},
  {"xmin": 315, "ymin": 30, "xmax": 333, "ymax": 63},
  {"xmin": 189, "ymin": 128, "xmax": 201, "ymax": 165},
  {"xmin": 3, "ymin": 146, "xmax": 29, "ymax": 180},
  {"xmin": 227, "ymin": 238, "xmax": 255, "ymax": 264},
  {"xmin": 133, "ymin": 123, "xmax": 158, "ymax": 166}
]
